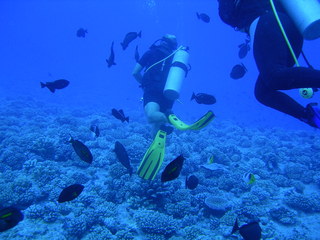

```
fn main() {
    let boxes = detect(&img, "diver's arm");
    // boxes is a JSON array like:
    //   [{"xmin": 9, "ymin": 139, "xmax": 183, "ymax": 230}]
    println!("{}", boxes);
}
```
[{"xmin": 132, "ymin": 63, "xmax": 143, "ymax": 84}]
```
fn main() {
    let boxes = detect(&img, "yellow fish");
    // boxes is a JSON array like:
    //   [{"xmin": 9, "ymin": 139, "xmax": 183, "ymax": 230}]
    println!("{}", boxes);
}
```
[
  {"xmin": 208, "ymin": 156, "xmax": 214, "ymax": 164},
  {"xmin": 243, "ymin": 172, "xmax": 255, "ymax": 184}
]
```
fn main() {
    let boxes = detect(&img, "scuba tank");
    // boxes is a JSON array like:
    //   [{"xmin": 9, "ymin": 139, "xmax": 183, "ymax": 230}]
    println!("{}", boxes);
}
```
[
  {"xmin": 163, "ymin": 46, "xmax": 189, "ymax": 101},
  {"xmin": 279, "ymin": 0, "xmax": 320, "ymax": 40}
]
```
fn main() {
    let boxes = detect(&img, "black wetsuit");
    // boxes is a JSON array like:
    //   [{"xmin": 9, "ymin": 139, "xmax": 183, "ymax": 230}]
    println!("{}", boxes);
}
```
[
  {"xmin": 218, "ymin": 0, "xmax": 320, "ymax": 122},
  {"xmin": 139, "ymin": 45, "xmax": 174, "ymax": 112}
]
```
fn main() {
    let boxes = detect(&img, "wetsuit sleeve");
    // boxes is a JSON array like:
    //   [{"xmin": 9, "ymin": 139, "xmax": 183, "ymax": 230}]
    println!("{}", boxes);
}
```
[{"xmin": 218, "ymin": 0, "xmax": 239, "ymax": 27}]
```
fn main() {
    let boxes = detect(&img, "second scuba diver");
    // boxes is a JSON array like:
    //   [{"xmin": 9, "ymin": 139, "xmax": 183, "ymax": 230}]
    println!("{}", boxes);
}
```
[
  {"xmin": 132, "ymin": 34, "xmax": 178, "ymax": 137},
  {"xmin": 132, "ymin": 34, "xmax": 215, "ymax": 180},
  {"xmin": 218, "ymin": 0, "xmax": 320, "ymax": 128}
]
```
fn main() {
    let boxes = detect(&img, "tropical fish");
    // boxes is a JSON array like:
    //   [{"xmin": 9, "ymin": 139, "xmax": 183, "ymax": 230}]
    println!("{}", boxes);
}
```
[
  {"xmin": 161, "ymin": 155, "xmax": 185, "ymax": 182},
  {"xmin": 185, "ymin": 175, "xmax": 199, "ymax": 190},
  {"xmin": 106, "ymin": 41, "xmax": 116, "ymax": 68},
  {"xmin": 76, "ymin": 28, "xmax": 87, "ymax": 38},
  {"xmin": 243, "ymin": 172, "xmax": 256, "ymax": 184},
  {"xmin": 111, "ymin": 108, "xmax": 129, "ymax": 123},
  {"xmin": 40, "ymin": 79, "xmax": 69, "ymax": 93},
  {"xmin": 90, "ymin": 124, "xmax": 100, "ymax": 138},
  {"xmin": 69, "ymin": 136, "xmax": 93, "ymax": 164},
  {"xmin": 238, "ymin": 39, "xmax": 250, "ymax": 59},
  {"xmin": 230, "ymin": 63, "xmax": 247, "ymax": 79},
  {"xmin": 114, "ymin": 141, "xmax": 133, "ymax": 176},
  {"xmin": 121, "ymin": 31, "xmax": 141, "ymax": 50},
  {"xmin": 0, "ymin": 207, "xmax": 24, "ymax": 232},
  {"xmin": 135, "ymin": 45, "xmax": 140, "ymax": 62},
  {"xmin": 231, "ymin": 219, "xmax": 262, "ymax": 240},
  {"xmin": 191, "ymin": 92, "xmax": 216, "ymax": 105},
  {"xmin": 208, "ymin": 156, "xmax": 214, "ymax": 164},
  {"xmin": 58, "ymin": 184, "xmax": 84, "ymax": 203},
  {"xmin": 196, "ymin": 12, "xmax": 210, "ymax": 23}
]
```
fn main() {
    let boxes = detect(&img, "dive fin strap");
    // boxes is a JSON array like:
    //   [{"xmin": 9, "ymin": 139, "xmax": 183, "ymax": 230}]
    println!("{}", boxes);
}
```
[{"xmin": 168, "ymin": 110, "xmax": 215, "ymax": 131}]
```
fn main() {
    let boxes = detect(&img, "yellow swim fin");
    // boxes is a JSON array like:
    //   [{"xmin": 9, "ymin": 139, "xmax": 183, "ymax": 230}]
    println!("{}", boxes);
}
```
[
  {"xmin": 137, "ymin": 130, "xmax": 166, "ymax": 180},
  {"xmin": 168, "ymin": 111, "xmax": 215, "ymax": 131}
]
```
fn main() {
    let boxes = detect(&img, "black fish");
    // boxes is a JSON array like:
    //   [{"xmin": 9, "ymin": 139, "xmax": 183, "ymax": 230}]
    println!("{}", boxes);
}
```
[
  {"xmin": 191, "ymin": 92, "xmax": 216, "ymax": 105},
  {"xmin": 40, "ymin": 79, "xmax": 69, "ymax": 93},
  {"xmin": 161, "ymin": 155, "xmax": 185, "ymax": 182},
  {"xmin": 238, "ymin": 39, "xmax": 250, "ymax": 59},
  {"xmin": 0, "ymin": 207, "xmax": 24, "ymax": 232},
  {"xmin": 76, "ymin": 28, "xmax": 87, "ymax": 38},
  {"xmin": 135, "ymin": 45, "xmax": 140, "ymax": 62},
  {"xmin": 106, "ymin": 41, "xmax": 116, "ymax": 68},
  {"xmin": 196, "ymin": 12, "xmax": 210, "ymax": 23},
  {"xmin": 114, "ymin": 141, "xmax": 133, "ymax": 176},
  {"xmin": 90, "ymin": 125, "xmax": 100, "ymax": 138},
  {"xmin": 230, "ymin": 63, "xmax": 247, "ymax": 79},
  {"xmin": 231, "ymin": 219, "xmax": 262, "ymax": 240},
  {"xmin": 185, "ymin": 175, "xmax": 199, "ymax": 190},
  {"xmin": 111, "ymin": 108, "xmax": 129, "ymax": 123},
  {"xmin": 58, "ymin": 184, "xmax": 84, "ymax": 203},
  {"xmin": 69, "ymin": 136, "xmax": 93, "ymax": 164},
  {"xmin": 121, "ymin": 31, "xmax": 141, "ymax": 50}
]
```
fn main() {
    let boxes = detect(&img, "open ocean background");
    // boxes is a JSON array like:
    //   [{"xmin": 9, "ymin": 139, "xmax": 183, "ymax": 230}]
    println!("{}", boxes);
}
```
[{"xmin": 1, "ymin": 0, "xmax": 320, "ymax": 239}]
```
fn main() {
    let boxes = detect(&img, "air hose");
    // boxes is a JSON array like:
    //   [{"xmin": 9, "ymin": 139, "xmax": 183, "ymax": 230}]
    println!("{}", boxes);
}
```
[{"xmin": 270, "ymin": 0, "xmax": 314, "ymax": 98}]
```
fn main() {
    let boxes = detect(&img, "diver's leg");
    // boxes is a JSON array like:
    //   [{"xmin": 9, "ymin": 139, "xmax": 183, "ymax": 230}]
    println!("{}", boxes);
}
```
[
  {"xmin": 144, "ymin": 102, "xmax": 168, "ymax": 136},
  {"xmin": 252, "ymin": 11, "xmax": 317, "ymax": 123},
  {"xmin": 254, "ymin": 12, "xmax": 320, "ymax": 89},
  {"xmin": 254, "ymin": 74, "xmax": 306, "ymax": 119}
]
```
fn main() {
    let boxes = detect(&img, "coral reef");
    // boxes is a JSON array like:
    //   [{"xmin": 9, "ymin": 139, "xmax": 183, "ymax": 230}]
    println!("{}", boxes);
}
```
[
  {"xmin": 134, "ymin": 209, "xmax": 179, "ymax": 237},
  {"xmin": 1, "ymin": 97, "xmax": 320, "ymax": 239}
]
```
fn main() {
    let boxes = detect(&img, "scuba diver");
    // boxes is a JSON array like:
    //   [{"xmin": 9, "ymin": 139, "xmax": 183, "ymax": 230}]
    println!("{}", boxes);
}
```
[
  {"xmin": 218, "ymin": 0, "xmax": 320, "ymax": 128},
  {"xmin": 132, "ymin": 34, "xmax": 178, "ymax": 137},
  {"xmin": 132, "ymin": 34, "xmax": 215, "ymax": 180}
]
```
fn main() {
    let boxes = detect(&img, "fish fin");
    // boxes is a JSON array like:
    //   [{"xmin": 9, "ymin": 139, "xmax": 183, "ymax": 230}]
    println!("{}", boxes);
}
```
[
  {"xmin": 40, "ymin": 82, "xmax": 46, "ymax": 88},
  {"xmin": 191, "ymin": 92, "xmax": 195, "ymax": 101},
  {"xmin": 120, "ymin": 42, "xmax": 126, "ymax": 50},
  {"xmin": 137, "ymin": 130, "xmax": 166, "ymax": 180},
  {"xmin": 113, "ymin": 62, "xmax": 117, "ymax": 65},
  {"xmin": 185, "ymin": 175, "xmax": 188, "ymax": 189},
  {"xmin": 47, "ymin": 85, "xmax": 56, "ymax": 93},
  {"xmin": 196, "ymin": 12, "xmax": 200, "ymax": 18},
  {"xmin": 138, "ymin": 31, "xmax": 142, "ymax": 38},
  {"xmin": 126, "ymin": 117, "xmax": 129, "ymax": 123},
  {"xmin": 119, "ymin": 109, "xmax": 124, "ymax": 116},
  {"xmin": 231, "ymin": 218, "xmax": 239, "ymax": 234}
]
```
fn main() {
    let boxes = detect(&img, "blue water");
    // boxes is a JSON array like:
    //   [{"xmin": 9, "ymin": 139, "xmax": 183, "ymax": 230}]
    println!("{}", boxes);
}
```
[{"xmin": 1, "ymin": 0, "xmax": 320, "ymax": 239}]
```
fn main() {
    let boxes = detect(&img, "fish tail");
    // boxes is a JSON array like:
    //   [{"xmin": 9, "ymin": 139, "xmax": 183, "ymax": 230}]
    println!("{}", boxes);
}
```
[
  {"xmin": 196, "ymin": 12, "xmax": 200, "ymax": 19},
  {"xmin": 40, "ymin": 82, "xmax": 46, "ymax": 88},
  {"xmin": 120, "ymin": 42, "xmax": 126, "ymax": 50}
]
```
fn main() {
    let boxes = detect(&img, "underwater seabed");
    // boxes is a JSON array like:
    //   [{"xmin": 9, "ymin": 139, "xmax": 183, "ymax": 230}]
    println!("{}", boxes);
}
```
[{"xmin": 1, "ymin": 96, "xmax": 320, "ymax": 240}]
